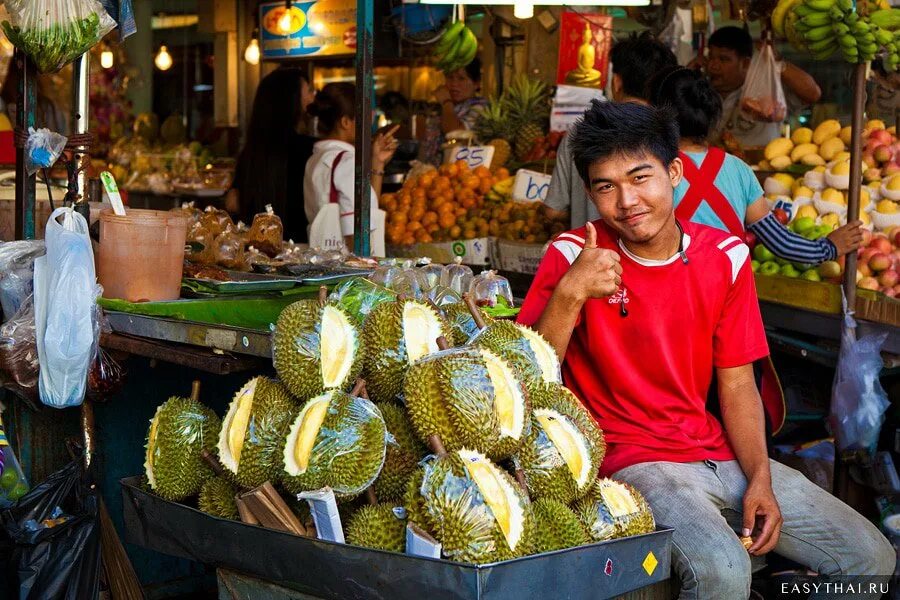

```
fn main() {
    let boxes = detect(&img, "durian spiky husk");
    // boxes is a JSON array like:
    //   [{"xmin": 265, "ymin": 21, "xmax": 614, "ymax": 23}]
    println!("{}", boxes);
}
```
[
  {"xmin": 374, "ymin": 402, "xmax": 427, "ymax": 502},
  {"xmin": 515, "ymin": 383, "xmax": 604, "ymax": 504},
  {"xmin": 441, "ymin": 302, "xmax": 493, "ymax": 346},
  {"xmin": 217, "ymin": 377, "xmax": 298, "ymax": 489},
  {"xmin": 530, "ymin": 498, "xmax": 590, "ymax": 554},
  {"xmin": 198, "ymin": 476, "xmax": 239, "ymax": 520},
  {"xmin": 345, "ymin": 503, "xmax": 407, "ymax": 552},
  {"xmin": 362, "ymin": 299, "xmax": 448, "ymax": 403},
  {"xmin": 574, "ymin": 478, "xmax": 655, "ymax": 542},
  {"xmin": 404, "ymin": 347, "xmax": 531, "ymax": 461},
  {"xmin": 411, "ymin": 450, "xmax": 534, "ymax": 564},
  {"xmin": 281, "ymin": 391, "xmax": 387, "ymax": 496},
  {"xmin": 144, "ymin": 396, "xmax": 220, "ymax": 501},
  {"xmin": 471, "ymin": 321, "xmax": 561, "ymax": 391},
  {"xmin": 273, "ymin": 299, "xmax": 364, "ymax": 401}
]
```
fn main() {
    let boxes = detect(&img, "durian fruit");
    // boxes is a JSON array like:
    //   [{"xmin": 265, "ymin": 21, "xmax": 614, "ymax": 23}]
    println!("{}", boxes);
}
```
[
  {"xmin": 404, "ymin": 346, "xmax": 531, "ymax": 461},
  {"xmin": 282, "ymin": 390, "xmax": 387, "ymax": 496},
  {"xmin": 442, "ymin": 302, "xmax": 493, "ymax": 346},
  {"xmin": 198, "ymin": 476, "xmax": 239, "ymax": 520},
  {"xmin": 273, "ymin": 299, "xmax": 364, "ymax": 401},
  {"xmin": 217, "ymin": 377, "xmax": 298, "ymax": 489},
  {"xmin": 144, "ymin": 396, "xmax": 220, "ymax": 501},
  {"xmin": 328, "ymin": 277, "xmax": 397, "ymax": 325},
  {"xmin": 374, "ymin": 402, "xmax": 427, "ymax": 502},
  {"xmin": 409, "ymin": 449, "xmax": 534, "ymax": 564},
  {"xmin": 345, "ymin": 503, "xmax": 407, "ymax": 552},
  {"xmin": 403, "ymin": 466, "xmax": 429, "ymax": 528},
  {"xmin": 530, "ymin": 498, "xmax": 590, "ymax": 554},
  {"xmin": 515, "ymin": 383, "xmax": 604, "ymax": 504},
  {"xmin": 471, "ymin": 321, "xmax": 560, "ymax": 390},
  {"xmin": 362, "ymin": 298, "xmax": 449, "ymax": 403},
  {"xmin": 574, "ymin": 478, "xmax": 655, "ymax": 542}
]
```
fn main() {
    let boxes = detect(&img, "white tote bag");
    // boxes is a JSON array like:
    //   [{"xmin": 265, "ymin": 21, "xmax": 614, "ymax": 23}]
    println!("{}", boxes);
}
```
[{"xmin": 308, "ymin": 151, "xmax": 347, "ymax": 250}]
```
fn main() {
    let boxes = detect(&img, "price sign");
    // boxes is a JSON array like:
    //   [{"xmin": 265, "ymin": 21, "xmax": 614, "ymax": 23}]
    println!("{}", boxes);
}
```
[
  {"xmin": 298, "ymin": 487, "xmax": 344, "ymax": 543},
  {"xmin": 512, "ymin": 169, "xmax": 553, "ymax": 203},
  {"xmin": 443, "ymin": 145, "xmax": 495, "ymax": 170}
]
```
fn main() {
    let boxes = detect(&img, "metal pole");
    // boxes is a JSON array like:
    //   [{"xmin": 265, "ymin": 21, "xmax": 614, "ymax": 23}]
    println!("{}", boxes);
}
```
[
  {"xmin": 14, "ymin": 50, "xmax": 36, "ymax": 240},
  {"xmin": 353, "ymin": 0, "xmax": 374, "ymax": 257},
  {"xmin": 71, "ymin": 53, "xmax": 90, "ymax": 221}
]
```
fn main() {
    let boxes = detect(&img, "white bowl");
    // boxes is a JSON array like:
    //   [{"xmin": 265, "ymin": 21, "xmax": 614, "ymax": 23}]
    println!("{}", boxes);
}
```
[
  {"xmin": 881, "ymin": 179, "xmax": 900, "ymax": 201},
  {"xmin": 870, "ymin": 209, "xmax": 900, "ymax": 231},
  {"xmin": 814, "ymin": 197, "xmax": 848, "ymax": 218},
  {"xmin": 824, "ymin": 169, "xmax": 850, "ymax": 190}
]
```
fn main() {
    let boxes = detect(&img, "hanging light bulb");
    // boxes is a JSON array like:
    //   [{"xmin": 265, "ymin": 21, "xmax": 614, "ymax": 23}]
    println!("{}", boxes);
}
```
[
  {"xmin": 244, "ymin": 37, "xmax": 260, "ymax": 65},
  {"xmin": 100, "ymin": 49, "xmax": 114, "ymax": 69},
  {"xmin": 514, "ymin": 3, "xmax": 534, "ymax": 18},
  {"xmin": 155, "ymin": 45, "xmax": 173, "ymax": 71},
  {"xmin": 278, "ymin": 2, "xmax": 294, "ymax": 34}
]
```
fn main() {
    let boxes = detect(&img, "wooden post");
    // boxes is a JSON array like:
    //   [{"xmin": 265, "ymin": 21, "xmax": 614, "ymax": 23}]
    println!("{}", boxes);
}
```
[{"xmin": 14, "ymin": 50, "xmax": 35, "ymax": 241}]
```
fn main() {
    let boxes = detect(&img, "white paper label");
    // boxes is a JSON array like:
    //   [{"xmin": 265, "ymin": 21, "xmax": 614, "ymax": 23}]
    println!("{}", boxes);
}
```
[
  {"xmin": 512, "ymin": 169, "xmax": 553, "ymax": 203},
  {"xmin": 298, "ymin": 488, "xmax": 344, "ymax": 543},
  {"xmin": 443, "ymin": 145, "xmax": 495, "ymax": 170},
  {"xmin": 406, "ymin": 523, "xmax": 442, "ymax": 558}
]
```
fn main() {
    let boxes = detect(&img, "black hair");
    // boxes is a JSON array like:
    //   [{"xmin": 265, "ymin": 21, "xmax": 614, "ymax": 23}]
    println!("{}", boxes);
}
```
[
  {"xmin": 308, "ymin": 82, "xmax": 356, "ymax": 135},
  {"xmin": 708, "ymin": 26, "xmax": 754, "ymax": 59},
  {"xmin": 570, "ymin": 100, "xmax": 680, "ymax": 187},
  {"xmin": 609, "ymin": 32, "xmax": 677, "ymax": 100},
  {"xmin": 463, "ymin": 56, "xmax": 482, "ymax": 83},
  {"xmin": 647, "ymin": 66, "xmax": 722, "ymax": 142},
  {"xmin": 233, "ymin": 67, "xmax": 308, "ymax": 224}
]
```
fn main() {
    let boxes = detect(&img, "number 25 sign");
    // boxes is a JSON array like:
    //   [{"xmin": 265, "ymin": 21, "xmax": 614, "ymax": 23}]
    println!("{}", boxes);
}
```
[{"xmin": 443, "ymin": 145, "xmax": 495, "ymax": 169}]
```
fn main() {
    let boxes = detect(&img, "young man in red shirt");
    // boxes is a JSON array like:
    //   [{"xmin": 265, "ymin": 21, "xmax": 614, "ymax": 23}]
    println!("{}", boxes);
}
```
[{"xmin": 518, "ymin": 101, "xmax": 893, "ymax": 599}]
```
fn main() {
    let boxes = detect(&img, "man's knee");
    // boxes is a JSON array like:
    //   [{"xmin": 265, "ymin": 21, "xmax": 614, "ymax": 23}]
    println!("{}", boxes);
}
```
[
  {"xmin": 679, "ymin": 543, "xmax": 752, "ymax": 599},
  {"xmin": 866, "ymin": 532, "xmax": 896, "ymax": 577}
]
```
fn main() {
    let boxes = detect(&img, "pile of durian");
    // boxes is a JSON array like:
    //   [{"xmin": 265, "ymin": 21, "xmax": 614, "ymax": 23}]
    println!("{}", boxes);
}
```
[{"xmin": 142, "ymin": 277, "xmax": 655, "ymax": 565}]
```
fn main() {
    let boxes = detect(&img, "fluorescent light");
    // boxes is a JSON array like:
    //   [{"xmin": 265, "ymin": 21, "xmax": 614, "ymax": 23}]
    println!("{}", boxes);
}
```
[{"xmin": 514, "ymin": 3, "xmax": 533, "ymax": 18}]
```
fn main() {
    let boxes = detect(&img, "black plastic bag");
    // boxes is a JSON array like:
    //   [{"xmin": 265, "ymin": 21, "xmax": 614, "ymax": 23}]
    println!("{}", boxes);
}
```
[{"xmin": 1, "ymin": 460, "xmax": 101, "ymax": 600}]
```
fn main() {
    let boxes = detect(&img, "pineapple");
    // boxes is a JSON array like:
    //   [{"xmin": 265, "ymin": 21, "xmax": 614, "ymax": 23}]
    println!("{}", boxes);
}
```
[
  {"xmin": 488, "ymin": 138, "xmax": 512, "ymax": 169},
  {"xmin": 505, "ymin": 76, "xmax": 551, "ymax": 161},
  {"xmin": 473, "ymin": 97, "xmax": 513, "ymax": 143}
]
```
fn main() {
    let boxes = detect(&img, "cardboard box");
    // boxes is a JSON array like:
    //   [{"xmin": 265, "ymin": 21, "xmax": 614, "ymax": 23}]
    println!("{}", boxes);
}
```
[
  {"xmin": 387, "ymin": 237, "xmax": 492, "ymax": 266},
  {"xmin": 492, "ymin": 239, "xmax": 548, "ymax": 275}
]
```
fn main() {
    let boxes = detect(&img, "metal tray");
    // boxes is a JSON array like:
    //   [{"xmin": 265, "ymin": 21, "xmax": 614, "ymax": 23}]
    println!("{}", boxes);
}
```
[
  {"xmin": 282, "ymin": 265, "xmax": 372, "ymax": 284},
  {"xmin": 184, "ymin": 271, "xmax": 300, "ymax": 293},
  {"xmin": 121, "ymin": 476, "xmax": 672, "ymax": 600}
]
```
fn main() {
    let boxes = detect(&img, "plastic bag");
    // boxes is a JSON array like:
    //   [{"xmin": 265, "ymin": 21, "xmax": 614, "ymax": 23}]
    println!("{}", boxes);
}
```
[
  {"xmin": 469, "ymin": 270, "xmax": 515, "ymax": 309},
  {"xmin": 0, "ymin": 240, "xmax": 45, "ymax": 323},
  {"xmin": 213, "ymin": 225, "xmax": 247, "ymax": 271},
  {"xmin": 248, "ymin": 204, "xmax": 284, "ymax": 257},
  {"xmin": 1, "ymin": 460, "xmax": 102, "ymax": 599},
  {"xmin": 440, "ymin": 257, "xmax": 474, "ymax": 295},
  {"xmin": 24, "ymin": 127, "xmax": 68, "ymax": 176},
  {"xmin": 829, "ymin": 308, "xmax": 890, "ymax": 452},
  {"xmin": 186, "ymin": 221, "xmax": 216, "ymax": 265},
  {"xmin": 199, "ymin": 205, "xmax": 233, "ymax": 239},
  {"xmin": 0, "ymin": 415, "xmax": 29, "ymax": 506},
  {"xmin": 418, "ymin": 258, "xmax": 444, "ymax": 292},
  {"xmin": 328, "ymin": 277, "xmax": 396, "ymax": 325},
  {"xmin": 33, "ymin": 207, "xmax": 102, "ymax": 408},
  {"xmin": 0, "ymin": 295, "xmax": 39, "ymax": 404},
  {"xmin": 86, "ymin": 348, "xmax": 125, "ymax": 401},
  {"xmin": 1, "ymin": 0, "xmax": 116, "ymax": 74},
  {"xmin": 740, "ymin": 44, "xmax": 786, "ymax": 123}
]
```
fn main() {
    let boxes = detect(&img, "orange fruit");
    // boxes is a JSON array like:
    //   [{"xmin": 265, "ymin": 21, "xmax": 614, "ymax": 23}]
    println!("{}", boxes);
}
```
[
  {"xmin": 454, "ymin": 159, "xmax": 469, "ymax": 172},
  {"xmin": 423, "ymin": 211, "xmax": 438, "ymax": 226},
  {"xmin": 449, "ymin": 225, "xmax": 462, "ymax": 238},
  {"xmin": 435, "ymin": 176, "xmax": 451, "ymax": 191},
  {"xmin": 438, "ymin": 212, "xmax": 456, "ymax": 229},
  {"xmin": 478, "ymin": 178, "xmax": 493, "ymax": 194},
  {"xmin": 495, "ymin": 168, "xmax": 510, "ymax": 180},
  {"xmin": 474, "ymin": 166, "xmax": 491, "ymax": 179},
  {"xmin": 402, "ymin": 234, "xmax": 415, "ymax": 245}
]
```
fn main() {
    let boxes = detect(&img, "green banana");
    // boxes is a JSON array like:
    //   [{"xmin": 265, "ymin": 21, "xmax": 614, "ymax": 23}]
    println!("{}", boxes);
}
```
[
  {"xmin": 804, "ymin": 24, "xmax": 838, "ymax": 40},
  {"xmin": 801, "ymin": 12, "xmax": 833, "ymax": 27},
  {"xmin": 832, "ymin": 22, "xmax": 851, "ymax": 35},
  {"xmin": 830, "ymin": 6, "xmax": 846, "ymax": 21},
  {"xmin": 874, "ymin": 27, "xmax": 893, "ymax": 45},
  {"xmin": 850, "ymin": 20, "xmax": 870, "ymax": 34},
  {"xmin": 440, "ymin": 31, "xmax": 466, "ymax": 65},
  {"xmin": 808, "ymin": 35, "xmax": 838, "ymax": 50},
  {"xmin": 456, "ymin": 28, "xmax": 478, "ymax": 67},
  {"xmin": 858, "ymin": 42, "xmax": 878, "ymax": 53},
  {"xmin": 843, "ymin": 11, "xmax": 859, "ymax": 25},
  {"xmin": 438, "ymin": 21, "xmax": 466, "ymax": 49},
  {"xmin": 839, "ymin": 33, "xmax": 859, "ymax": 47},
  {"xmin": 870, "ymin": 9, "xmax": 900, "ymax": 31},
  {"xmin": 813, "ymin": 44, "xmax": 839, "ymax": 59},
  {"xmin": 837, "ymin": 0, "xmax": 854, "ymax": 12},
  {"xmin": 803, "ymin": 0, "xmax": 836, "ymax": 10},
  {"xmin": 793, "ymin": 3, "xmax": 817, "ymax": 17}
]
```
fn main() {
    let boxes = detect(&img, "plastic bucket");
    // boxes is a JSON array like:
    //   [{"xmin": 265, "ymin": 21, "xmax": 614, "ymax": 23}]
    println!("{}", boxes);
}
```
[{"xmin": 97, "ymin": 208, "xmax": 186, "ymax": 302}]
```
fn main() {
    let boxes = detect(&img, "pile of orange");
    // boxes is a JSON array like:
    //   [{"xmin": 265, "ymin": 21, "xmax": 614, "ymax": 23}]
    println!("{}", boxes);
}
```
[{"xmin": 381, "ymin": 161, "xmax": 509, "ymax": 245}]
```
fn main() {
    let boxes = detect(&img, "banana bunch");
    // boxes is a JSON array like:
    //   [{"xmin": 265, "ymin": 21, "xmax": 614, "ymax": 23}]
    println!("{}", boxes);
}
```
[
  {"xmin": 485, "ymin": 177, "xmax": 514, "ymax": 203},
  {"xmin": 433, "ymin": 21, "xmax": 478, "ymax": 73}
]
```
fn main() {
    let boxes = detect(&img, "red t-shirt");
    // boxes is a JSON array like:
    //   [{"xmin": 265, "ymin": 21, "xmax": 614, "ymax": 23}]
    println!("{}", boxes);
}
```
[{"xmin": 518, "ymin": 220, "xmax": 769, "ymax": 476}]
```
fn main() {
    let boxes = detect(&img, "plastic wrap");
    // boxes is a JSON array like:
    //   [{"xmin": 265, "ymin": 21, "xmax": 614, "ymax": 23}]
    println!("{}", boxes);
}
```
[
  {"xmin": 248, "ymin": 204, "xmax": 284, "ymax": 257},
  {"xmin": 199, "ymin": 205, "xmax": 234, "ymax": 238},
  {"xmin": 403, "ymin": 346, "xmax": 531, "ymax": 461},
  {"xmin": 418, "ymin": 259, "xmax": 444, "ymax": 291},
  {"xmin": 0, "ymin": 240, "xmax": 45, "ymax": 323},
  {"xmin": 1, "ymin": 0, "xmax": 116, "ymax": 73},
  {"xmin": 471, "ymin": 321, "xmax": 562, "ymax": 388},
  {"xmin": 0, "ymin": 296, "xmax": 39, "ymax": 403},
  {"xmin": 0, "ymin": 415, "xmax": 29, "ymax": 506},
  {"xmin": 24, "ymin": 127, "xmax": 67, "ymax": 175},
  {"xmin": 328, "ymin": 277, "xmax": 397, "ymax": 325},
  {"xmin": 427, "ymin": 285, "xmax": 461, "ymax": 308},
  {"xmin": 413, "ymin": 450, "xmax": 532, "ymax": 563},
  {"xmin": 469, "ymin": 270, "xmax": 514, "ymax": 309},
  {"xmin": 740, "ymin": 44, "xmax": 786, "ymax": 123},
  {"xmin": 282, "ymin": 391, "xmax": 388, "ymax": 496},
  {"xmin": 214, "ymin": 225, "xmax": 247, "ymax": 271},
  {"xmin": 573, "ymin": 479, "xmax": 655, "ymax": 542},
  {"xmin": 33, "ymin": 208, "xmax": 102, "ymax": 408},
  {"xmin": 186, "ymin": 221, "xmax": 216, "ymax": 265},
  {"xmin": 441, "ymin": 257, "xmax": 474, "ymax": 295},
  {"xmin": 86, "ymin": 347, "xmax": 125, "ymax": 401},
  {"xmin": 513, "ymin": 383, "xmax": 604, "ymax": 504},
  {"xmin": 442, "ymin": 301, "xmax": 491, "ymax": 346},
  {"xmin": 371, "ymin": 260, "xmax": 404, "ymax": 289},
  {"xmin": 170, "ymin": 201, "xmax": 203, "ymax": 228},
  {"xmin": 392, "ymin": 260, "xmax": 429, "ymax": 299}
]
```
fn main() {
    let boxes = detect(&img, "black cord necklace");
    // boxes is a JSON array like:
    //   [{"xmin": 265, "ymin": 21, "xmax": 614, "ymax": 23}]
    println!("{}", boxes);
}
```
[{"xmin": 620, "ymin": 220, "xmax": 688, "ymax": 318}]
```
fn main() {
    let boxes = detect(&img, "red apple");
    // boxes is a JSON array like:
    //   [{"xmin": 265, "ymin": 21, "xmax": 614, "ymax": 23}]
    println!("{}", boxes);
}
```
[
  {"xmin": 872, "ymin": 129, "xmax": 894, "ymax": 146},
  {"xmin": 893, "ymin": 230, "xmax": 900, "ymax": 247},
  {"xmin": 878, "ymin": 269, "xmax": 899, "ymax": 287},
  {"xmin": 862, "ymin": 229, "xmax": 874, "ymax": 247},
  {"xmin": 870, "ymin": 253, "xmax": 892, "ymax": 272},
  {"xmin": 743, "ymin": 230, "xmax": 757, "ymax": 248},
  {"xmin": 772, "ymin": 208, "xmax": 789, "ymax": 225},
  {"xmin": 884, "ymin": 287, "xmax": 898, "ymax": 298},
  {"xmin": 859, "ymin": 276, "xmax": 880, "ymax": 290},
  {"xmin": 885, "ymin": 162, "xmax": 900, "ymax": 176},
  {"xmin": 874, "ymin": 145, "xmax": 895, "ymax": 164},
  {"xmin": 858, "ymin": 262, "xmax": 873, "ymax": 277},
  {"xmin": 860, "ymin": 247, "xmax": 879, "ymax": 261},
  {"xmin": 871, "ymin": 237, "xmax": 893, "ymax": 254}
]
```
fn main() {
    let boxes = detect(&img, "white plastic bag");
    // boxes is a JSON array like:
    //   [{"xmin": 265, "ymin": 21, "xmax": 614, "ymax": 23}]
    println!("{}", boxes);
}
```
[
  {"xmin": 740, "ymin": 45, "xmax": 786, "ymax": 123},
  {"xmin": 33, "ymin": 208, "xmax": 102, "ymax": 408},
  {"xmin": 1, "ymin": 0, "xmax": 116, "ymax": 73},
  {"xmin": 308, "ymin": 203, "xmax": 345, "ymax": 251},
  {"xmin": 25, "ymin": 128, "xmax": 68, "ymax": 176}
]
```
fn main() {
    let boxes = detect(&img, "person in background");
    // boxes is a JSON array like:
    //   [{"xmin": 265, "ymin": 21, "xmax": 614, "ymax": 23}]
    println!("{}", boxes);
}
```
[
  {"xmin": 543, "ymin": 33, "xmax": 677, "ymax": 229},
  {"xmin": 227, "ymin": 68, "xmax": 315, "ymax": 242},
  {"xmin": 648, "ymin": 65, "xmax": 862, "ymax": 263},
  {"xmin": 866, "ymin": 58, "xmax": 899, "ymax": 124},
  {"xmin": 700, "ymin": 26, "xmax": 821, "ymax": 148},
  {"xmin": 433, "ymin": 57, "xmax": 488, "ymax": 134},
  {"xmin": 379, "ymin": 91, "xmax": 413, "ymax": 141},
  {"xmin": 304, "ymin": 82, "xmax": 399, "ymax": 251}
]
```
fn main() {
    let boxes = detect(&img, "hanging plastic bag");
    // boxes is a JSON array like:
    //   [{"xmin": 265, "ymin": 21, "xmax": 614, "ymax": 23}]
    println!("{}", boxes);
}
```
[
  {"xmin": 24, "ymin": 127, "xmax": 68, "ymax": 176},
  {"xmin": 828, "ymin": 302, "xmax": 890, "ymax": 452},
  {"xmin": 33, "ymin": 207, "xmax": 102, "ymax": 409},
  {"xmin": 740, "ymin": 44, "xmax": 786, "ymax": 123},
  {"xmin": 0, "ymin": 295, "xmax": 40, "ymax": 405},
  {"xmin": 0, "ymin": 240, "xmax": 45, "ymax": 323},
  {"xmin": 0, "ymin": 414, "xmax": 29, "ymax": 506},
  {"xmin": 1, "ymin": 460, "xmax": 102, "ymax": 600},
  {"xmin": 1, "ymin": 0, "xmax": 116, "ymax": 74}
]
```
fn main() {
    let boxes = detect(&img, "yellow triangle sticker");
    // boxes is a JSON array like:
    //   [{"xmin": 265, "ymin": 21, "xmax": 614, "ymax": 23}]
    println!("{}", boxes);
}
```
[{"xmin": 642, "ymin": 551, "xmax": 658, "ymax": 576}]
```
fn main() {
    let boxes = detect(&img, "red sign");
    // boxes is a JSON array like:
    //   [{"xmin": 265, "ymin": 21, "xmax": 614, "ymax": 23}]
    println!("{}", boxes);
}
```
[{"xmin": 556, "ymin": 12, "xmax": 613, "ymax": 90}]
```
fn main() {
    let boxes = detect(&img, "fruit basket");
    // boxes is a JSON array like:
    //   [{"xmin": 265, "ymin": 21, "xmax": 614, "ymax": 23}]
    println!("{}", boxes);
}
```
[{"xmin": 121, "ymin": 476, "xmax": 672, "ymax": 600}]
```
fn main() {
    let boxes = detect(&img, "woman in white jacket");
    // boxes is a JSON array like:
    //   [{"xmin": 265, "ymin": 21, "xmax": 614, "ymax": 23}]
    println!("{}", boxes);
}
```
[{"xmin": 304, "ymin": 82, "xmax": 398, "ymax": 254}]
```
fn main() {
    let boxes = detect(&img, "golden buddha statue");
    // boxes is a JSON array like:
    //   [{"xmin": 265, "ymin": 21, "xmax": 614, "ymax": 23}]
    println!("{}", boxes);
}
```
[{"xmin": 565, "ymin": 24, "xmax": 602, "ymax": 87}]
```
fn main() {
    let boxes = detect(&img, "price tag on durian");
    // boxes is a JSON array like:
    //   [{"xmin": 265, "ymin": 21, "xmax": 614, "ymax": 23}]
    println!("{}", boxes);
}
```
[
  {"xmin": 443, "ymin": 145, "xmax": 494, "ymax": 170},
  {"xmin": 298, "ymin": 488, "xmax": 344, "ymax": 543},
  {"xmin": 512, "ymin": 169, "xmax": 553, "ymax": 203},
  {"xmin": 406, "ymin": 523, "xmax": 442, "ymax": 558}
]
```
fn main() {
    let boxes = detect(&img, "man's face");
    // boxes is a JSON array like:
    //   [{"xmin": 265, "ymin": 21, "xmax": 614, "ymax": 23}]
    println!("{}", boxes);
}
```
[
  {"xmin": 706, "ymin": 46, "xmax": 750, "ymax": 94},
  {"xmin": 586, "ymin": 151, "xmax": 683, "ymax": 244},
  {"xmin": 445, "ymin": 68, "xmax": 477, "ymax": 104}
]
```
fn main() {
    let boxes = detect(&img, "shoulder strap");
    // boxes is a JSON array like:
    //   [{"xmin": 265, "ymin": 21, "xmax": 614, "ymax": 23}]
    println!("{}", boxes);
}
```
[
  {"xmin": 676, "ymin": 148, "xmax": 744, "ymax": 236},
  {"xmin": 329, "ymin": 151, "xmax": 348, "ymax": 204}
]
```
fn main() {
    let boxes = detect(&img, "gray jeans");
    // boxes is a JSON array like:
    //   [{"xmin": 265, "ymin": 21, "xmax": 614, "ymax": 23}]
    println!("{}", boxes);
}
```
[{"xmin": 614, "ymin": 459, "xmax": 895, "ymax": 599}]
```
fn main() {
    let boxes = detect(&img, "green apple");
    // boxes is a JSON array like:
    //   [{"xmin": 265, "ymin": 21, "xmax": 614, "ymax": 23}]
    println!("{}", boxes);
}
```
[
  {"xmin": 792, "ymin": 216, "xmax": 816, "ymax": 234},
  {"xmin": 793, "ymin": 262, "xmax": 815, "ymax": 272},
  {"xmin": 775, "ymin": 257, "xmax": 790, "ymax": 266},
  {"xmin": 818, "ymin": 260, "xmax": 842, "ymax": 278},
  {"xmin": 760, "ymin": 261, "xmax": 781, "ymax": 276},
  {"xmin": 801, "ymin": 269, "xmax": 822, "ymax": 281},
  {"xmin": 814, "ymin": 225, "xmax": 832, "ymax": 239},
  {"xmin": 780, "ymin": 264, "xmax": 800, "ymax": 278},
  {"xmin": 753, "ymin": 244, "xmax": 775, "ymax": 262},
  {"xmin": 751, "ymin": 259, "xmax": 761, "ymax": 273}
]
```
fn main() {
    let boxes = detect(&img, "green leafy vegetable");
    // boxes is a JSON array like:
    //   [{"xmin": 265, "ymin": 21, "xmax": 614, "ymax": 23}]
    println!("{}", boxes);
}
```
[{"xmin": 3, "ymin": 13, "xmax": 105, "ymax": 74}]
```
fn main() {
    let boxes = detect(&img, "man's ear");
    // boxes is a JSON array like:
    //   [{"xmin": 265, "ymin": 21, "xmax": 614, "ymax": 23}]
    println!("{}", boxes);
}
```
[
  {"xmin": 669, "ymin": 156, "xmax": 684, "ymax": 188},
  {"xmin": 612, "ymin": 74, "xmax": 623, "ymax": 100}
]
